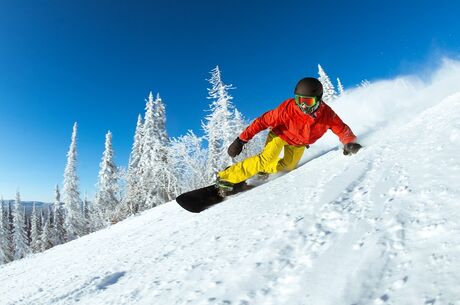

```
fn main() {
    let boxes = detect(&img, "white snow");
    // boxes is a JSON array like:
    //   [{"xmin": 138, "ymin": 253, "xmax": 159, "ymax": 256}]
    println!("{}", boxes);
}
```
[{"xmin": 1, "ymin": 59, "xmax": 460, "ymax": 305}]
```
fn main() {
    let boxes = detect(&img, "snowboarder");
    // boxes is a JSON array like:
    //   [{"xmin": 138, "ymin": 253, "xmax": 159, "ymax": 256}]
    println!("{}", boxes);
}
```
[{"xmin": 216, "ymin": 77, "xmax": 362, "ymax": 196}]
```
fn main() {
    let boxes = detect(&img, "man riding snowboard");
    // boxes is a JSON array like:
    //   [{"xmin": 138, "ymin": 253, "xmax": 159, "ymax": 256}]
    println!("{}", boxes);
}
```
[{"xmin": 216, "ymin": 77, "xmax": 362, "ymax": 196}]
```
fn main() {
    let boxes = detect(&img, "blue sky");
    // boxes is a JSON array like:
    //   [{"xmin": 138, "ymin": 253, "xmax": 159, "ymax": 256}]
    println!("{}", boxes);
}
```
[{"xmin": 1, "ymin": 0, "xmax": 459, "ymax": 202}]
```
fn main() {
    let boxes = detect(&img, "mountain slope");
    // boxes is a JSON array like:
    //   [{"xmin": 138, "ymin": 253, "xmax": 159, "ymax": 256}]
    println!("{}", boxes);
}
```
[{"xmin": 1, "ymin": 90, "xmax": 459, "ymax": 305}]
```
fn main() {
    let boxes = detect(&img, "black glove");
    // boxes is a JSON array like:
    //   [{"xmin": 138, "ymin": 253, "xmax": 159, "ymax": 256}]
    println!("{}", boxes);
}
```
[
  {"xmin": 228, "ymin": 137, "xmax": 247, "ymax": 157},
  {"xmin": 343, "ymin": 143, "xmax": 362, "ymax": 155}
]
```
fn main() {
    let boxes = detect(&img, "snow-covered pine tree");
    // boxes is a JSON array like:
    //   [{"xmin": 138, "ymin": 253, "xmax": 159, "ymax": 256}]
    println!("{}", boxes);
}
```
[
  {"xmin": 62, "ymin": 122, "xmax": 84, "ymax": 241},
  {"xmin": 154, "ymin": 93, "xmax": 168, "ymax": 144},
  {"xmin": 231, "ymin": 109, "xmax": 247, "ymax": 162},
  {"xmin": 229, "ymin": 109, "xmax": 266, "ymax": 162},
  {"xmin": 138, "ymin": 93, "xmax": 158, "ymax": 210},
  {"xmin": 12, "ymin": 191, "xmax": 30, "ymax": 260},
  {"xmin": 124, "ymin": 114, "xmax": 144, "ymax": 215},
  {"xmin": 359, "ymin": 79, "xmax": 371, "ymax": 88},
  {"xmin": 6, "ymin": 201, "xmax": 14, "ymax": 259},
  {"xmin": 232, "ymin": 109, "xmax": 246, "ymax": 141},
  {"xmin": 53, "ymin": 185, "xmax": 65, "ymax": 246},
  {"xmin": 40, "ymin": 206, "xmax": 53, "ymax": 252},
  {"xmin": 116, "ymin": 167, "xmax": 126, "ymax": 207},
  {"xmin": 152, "ymin": 93, "xmax": 178, "ymax": 201},
  {"xmin": 30, "ymin": 203, "xmax": 41, "ymax": 253},
  {"xmin": 93, "ymin": 131, "xmax": 119, "ymax": 228},
  {"xmin": 337, "ymin": 77, "xmax": 345, "ymax": 96},
  {"xmin": 24, "ymin": 206, "xmax": 31, "ymax": 249},
  {"xmin": 1, "ymin": 199, "xmax": 14, "ymax": 263},
  {"xmin": 170, "ymin": 131, "xmax": 208, "ymax": 193},
  {"xmin": 318, "ymin": 64, "xmax": 338, "ymax": 102},
  {"xmin": 82, "ymin": 192, "xmax": 91, "ymax": 234},
  {"xmin": 0, "ymin": 197, "xmax": 9, "ymax": 264},
  {"xmin": 202, "ymin": 66, "xmax": 240, "ymax": 182},
  {"xmin": 138, "ymin": 92, "xmax": 177, "ymax": 210}
]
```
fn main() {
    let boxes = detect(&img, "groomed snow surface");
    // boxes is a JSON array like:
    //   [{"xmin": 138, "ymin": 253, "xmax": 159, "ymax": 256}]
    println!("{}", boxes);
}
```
[{"xmin": 1, "ymin": 60, "xmax": 460, "ymax": 305}]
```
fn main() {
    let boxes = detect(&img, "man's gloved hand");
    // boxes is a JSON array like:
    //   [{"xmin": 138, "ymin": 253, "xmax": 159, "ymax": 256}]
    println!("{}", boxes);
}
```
[
  {"xmin": 343, "ymin": 143, "xmax": 362, "ymax": 155},
  {"xmin": 228, "ymin": 137, "xmax": 247, "ymax": 157}
]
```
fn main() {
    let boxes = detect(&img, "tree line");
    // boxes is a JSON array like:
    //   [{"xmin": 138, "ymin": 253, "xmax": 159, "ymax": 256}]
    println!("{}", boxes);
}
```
[{"xmin": 0, "ymin": 64, "xmax": 348, "ymax": 265}]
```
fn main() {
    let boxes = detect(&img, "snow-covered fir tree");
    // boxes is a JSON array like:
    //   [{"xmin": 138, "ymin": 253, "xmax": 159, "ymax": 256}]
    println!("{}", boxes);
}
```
[
  {"xmin": 154, "ymin": 93, "xmax": 168, "ymax": 144},
  {"xmin": 12, "ymin": 191, "xmax": 30, "ymax": 260},
  {"xmin": 202, "ymin": 66, "xmax": 241, "ymax": 182},
  {"xmin": 93, "ymin": 131, "xmax": 119, "ymax": 228},
  {"xmin": 116, "ymin": 167, "xmax": 126, "ymax": 206},
  {"xmin": 30, "ymin": 203, "xmax": 41, "ymax": 253},
  {"xmin": 0, "ymin": 197, "xmax": 9, "ymax": 264},
  {"xmin": 232, "ymin": 109, "xmax": 246, "ymax": 141},
  {"xmin": 318, "ymin": 64, "xmax": 338, "ymax": 102},
  {"xmin": 62, "ymin": 122, "xmax": 84, "ymax": 241},
  {"xmin": 229, "ymin": 109, "xmax": 266, "ymax": 162},
  {"xmin": 138, "ymin": 93, "xmax": 161, "ymax": 209},
  {"xmin": 40, "ymin": 207, "xmax": 53, "ymax": 252},
  {"xmin": 124, "ymin": 114, "xmax": 144, "ymax": 215},
  {"xmin": 138, "ymin": 92, "xmax": 177, "ymax": 210},
  {"xmin": 360, "ymin": 79, "xmax": 371, "ymax": 88},
  {"xmin": 152, "ymin": 93, "xmax": 178, "ymax": 202},
  {"xmin": 170, "ymin": 131, "xmax": 208, "ymax": 193},
  {"xmin": 82, "ymin": 192, "xmax": 91, "ymax": 234},
  {"xmin": 53, "ymin": 185, "xmax": 65, "ymax": 246},
  {"xmin": 337, "ymin": 77, "xmax": 345, "ymax": 96},
  {"xmin": 1, "ymin": 198, "xmax": 13, "ymax": 263}
]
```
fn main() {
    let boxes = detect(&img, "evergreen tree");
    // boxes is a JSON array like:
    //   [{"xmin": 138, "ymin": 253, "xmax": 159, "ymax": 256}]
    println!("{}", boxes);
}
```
[
  {"xmin": 0, "ymin": 197, "xmax": 9, "ymax": 264},
  {"xmin": 230, "ymin": 109, "xmax": 266, "ymax": 162},
  {"xmin": 116, "ymin": 167, "xmax": 127, "ymax": 205},
  {"xmin": 202, "ymin": 66, "xmax": 240, "ymax": 182},
  {"xmin": 40, "ymin": 207, "xmax": 53, "ymax": 252},
  {"xmin": 138, "ymin": 93, "xmax": 157, "ymax": 210},
  {"xmin": 359, "ymin": 79, "xmax": 371, "ymax": 88},
  {"xmin": 124, "ymin": 115, "xmax": 144, "ymax": 215},
  {"xmin": 2, "ymin": 199, "xmax": 14, "ymax": 263},
  {"xmin": 82, "ymin": 192, "xmax": 91, "ymax": 234},
  {"xmin": 30, "ymin": 203, "xmax": 41, "ymax": 253},
  {"xmin": 94, "ymin": 131, "xmax": 119, "ymax": 228},
  {"xmin": 153, "ymin": 93, "xmax": 178, "ymax": 201},
  {"xmin": 154, "ymin": 93, "xmax": 168, "ymax": 144},
  {"xmin": 170, "ymin": 131, "xmax": 208, "ymax": 193},
  {"xmin": 337, "ymin": 77, "xmax": 345, "ymax": 96},
  {"xmin": 63, "ymin": 122, "xmax": 84, "ymax": 241},
  {"xmin": 318, "ymin": 64, "xmax": 338, "ymax": 102},
  {"xmin": 25, "ymin": 207, "xmax": 31, "ymax": 246},
  {"xmin": 232, "ymin": 109, "xmax": 246, "ymax": 141},
  {"xmin": 138, "ymin": 92, "xmax": 177, "ymax": 209},
  {"xmin": 12, "ymin": 191, "xmax": 30, "ymax": 260},
  {"xmin": 53, "ymin": 185, "xmax": 65, "ymax": 246}
]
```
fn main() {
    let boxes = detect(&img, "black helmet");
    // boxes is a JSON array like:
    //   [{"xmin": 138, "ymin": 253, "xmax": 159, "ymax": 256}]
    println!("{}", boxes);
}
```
[{"xmin": 294, "ymin": 77, "xmax": 323, "ymax": 100}]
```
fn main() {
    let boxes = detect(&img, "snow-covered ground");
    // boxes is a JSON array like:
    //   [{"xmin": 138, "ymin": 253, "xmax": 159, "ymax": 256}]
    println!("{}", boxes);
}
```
[{"xmin": 1, "ymin": 60, "xmax": 460, "ymax": 305}]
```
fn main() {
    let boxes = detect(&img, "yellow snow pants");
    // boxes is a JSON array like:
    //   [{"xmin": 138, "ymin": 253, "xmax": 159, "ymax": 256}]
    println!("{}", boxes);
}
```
[{"xmin": 218, "ymin": 131, "xmax": 306, "ymax": 184}]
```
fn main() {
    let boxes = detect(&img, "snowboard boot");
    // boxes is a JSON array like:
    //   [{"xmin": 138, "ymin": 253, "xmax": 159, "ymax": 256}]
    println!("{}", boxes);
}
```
[
  {"xmin": 256, "ymin": 172, "xmax": 270, "ymax": 181},
  {"xmin": 215, "ymin": 178, "xmax": 250, "ymax": 198},
  {"xmin": 215, "ymin": 178, "xmax": 235, "ymax": 197}
]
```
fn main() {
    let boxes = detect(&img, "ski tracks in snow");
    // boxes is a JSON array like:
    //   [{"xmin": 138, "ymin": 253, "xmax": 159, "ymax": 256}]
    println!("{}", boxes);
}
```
[
  {"xmin": 179, "ymin": 144, "xmax": 423, "ymax": 305},
  {"xmin": 185, "ymin": 150, "xmax": 387, "ymax": 305}
]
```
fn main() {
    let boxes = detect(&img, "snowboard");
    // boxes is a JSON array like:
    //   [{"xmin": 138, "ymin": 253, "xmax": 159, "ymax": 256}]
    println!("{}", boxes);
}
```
[{"xmin": 176, "ymin": 181, "xmax": 254, "ymax": 213}]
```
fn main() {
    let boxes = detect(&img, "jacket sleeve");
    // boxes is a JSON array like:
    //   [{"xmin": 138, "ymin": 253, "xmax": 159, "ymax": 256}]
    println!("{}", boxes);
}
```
[
  {"xmin": 327, "ymin": 109, "xmax": 357, "ymax": 144},
  {"xmin": 239, "ymin": 102, "xmax": 287, "ymax": 142}
]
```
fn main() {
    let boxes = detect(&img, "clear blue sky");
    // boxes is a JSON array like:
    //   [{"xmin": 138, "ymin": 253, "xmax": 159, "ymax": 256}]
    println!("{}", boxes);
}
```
[{"xmin": 1, "ymin": 0, "xmax": 459, "ymax": 202}]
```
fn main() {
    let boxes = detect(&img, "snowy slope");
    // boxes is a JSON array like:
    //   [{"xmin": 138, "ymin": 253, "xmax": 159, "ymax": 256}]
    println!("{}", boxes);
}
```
[{"xmin": 1, "ymin": 63, "xmax": 460, "ymax": 305}]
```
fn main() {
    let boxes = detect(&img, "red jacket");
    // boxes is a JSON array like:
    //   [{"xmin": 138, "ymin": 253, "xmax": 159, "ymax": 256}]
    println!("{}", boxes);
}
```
[{"xmin": 239, "ymin": 98, "xmax": 356, "ymax": 146}]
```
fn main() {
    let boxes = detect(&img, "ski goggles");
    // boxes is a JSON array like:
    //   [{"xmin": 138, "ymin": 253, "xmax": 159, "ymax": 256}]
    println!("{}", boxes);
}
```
[{"xmin": 295, "ymin": 95, "xmax": 319, "ymax": 108}]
